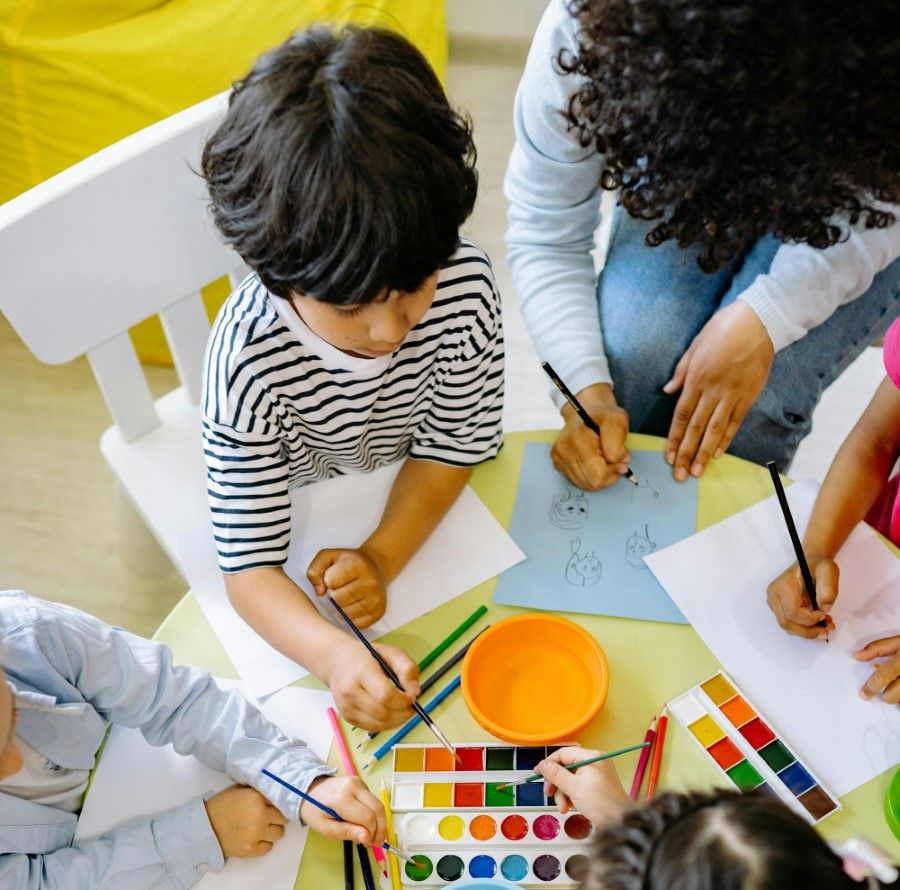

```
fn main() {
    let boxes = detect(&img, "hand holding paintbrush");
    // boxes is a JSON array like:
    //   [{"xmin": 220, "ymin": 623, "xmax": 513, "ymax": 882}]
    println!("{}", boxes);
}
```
[{"xmin": 327, "ymin": 595, "xmax": 461, "ymax": 763}]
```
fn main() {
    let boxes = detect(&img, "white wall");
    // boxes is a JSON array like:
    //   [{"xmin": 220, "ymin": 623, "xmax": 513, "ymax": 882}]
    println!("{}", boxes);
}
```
[{"xmin": 447, "ymin": 0, "xmax": 546, "ymax": 42}]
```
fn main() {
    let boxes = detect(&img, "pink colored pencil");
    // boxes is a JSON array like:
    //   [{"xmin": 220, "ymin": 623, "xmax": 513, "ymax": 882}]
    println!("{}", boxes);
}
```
[
  {"xmin": 327, "ymin": 707, "xmax": 387, "ymax": 877},
  {"xmin": 646, "ymin": 711, "xmax": 668, "ymax": 802},
  {"xmin": 629, "ymin": 716, "xmax": 657, "ymax": 801}
]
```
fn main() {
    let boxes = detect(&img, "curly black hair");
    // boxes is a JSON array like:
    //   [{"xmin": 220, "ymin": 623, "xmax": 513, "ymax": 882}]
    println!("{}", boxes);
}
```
[
  {"xmin": 202, "ymin": 25, "xmax": 477, "ymax": 303},
  {"xmin": 558, "ymin": 0, "xmax": 900, "ymax": 272},
  {"xmin": 581, "ymin": 789, "xmax": 880, "ymax": 890}
]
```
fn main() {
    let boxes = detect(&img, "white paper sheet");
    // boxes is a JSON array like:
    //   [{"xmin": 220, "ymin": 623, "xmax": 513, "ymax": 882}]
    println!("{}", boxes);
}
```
[
  {"xmin": 76, "ymin": 684, "xmax": 335, "ymax": 889},
  {"xmin": 182, "ymin": 465, "xmax": 524, "ymax": 698},
  {"xmin": 644, "ymin": 480, "xmax": 900, "ymax": 797}
]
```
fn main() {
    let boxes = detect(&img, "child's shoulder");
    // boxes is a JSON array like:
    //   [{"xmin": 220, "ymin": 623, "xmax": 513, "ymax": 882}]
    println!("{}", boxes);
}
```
[
  {"xmin": 436, "ymin": 239, "xmax": 500, "ymax": 309},
  {"xmin": 207, "ymin": 274, "xmax": 286, "ymax": 364}
]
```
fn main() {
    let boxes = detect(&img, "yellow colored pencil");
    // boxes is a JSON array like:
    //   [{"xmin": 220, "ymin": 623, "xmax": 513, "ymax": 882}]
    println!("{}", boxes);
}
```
[{"xmin": 380, "ymin": 780, "xmax": 403, "ymax": 890}]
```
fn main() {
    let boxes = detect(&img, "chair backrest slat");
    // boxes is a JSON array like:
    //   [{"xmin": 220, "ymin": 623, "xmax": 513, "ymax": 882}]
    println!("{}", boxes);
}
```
[
  {"xmin": 87, "ymin": 334, "xmax": 159, "ymax": 442},
  {"xmin": 160, "ymin": 292, "xmax": 212, "ymax": 405}
]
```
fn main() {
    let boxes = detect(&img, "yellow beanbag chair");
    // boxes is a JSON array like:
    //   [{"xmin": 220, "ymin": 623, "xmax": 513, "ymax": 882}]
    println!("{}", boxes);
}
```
[{"xmin": 1, "ymin": 0, "xmax": 447, "ymax": 363}]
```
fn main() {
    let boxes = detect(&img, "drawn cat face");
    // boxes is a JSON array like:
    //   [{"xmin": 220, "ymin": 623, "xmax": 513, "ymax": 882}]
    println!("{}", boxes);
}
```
[
  {"xmin": 550, "ymin": 490, "xmax": 589, "ymax": 529},
  {"xmin": 625, "ymin": 525, "xmax": 657, "ymax": 567},
  {"xmin": 565, "ymin": 537, "xmax": 602, "ymax": 586}
]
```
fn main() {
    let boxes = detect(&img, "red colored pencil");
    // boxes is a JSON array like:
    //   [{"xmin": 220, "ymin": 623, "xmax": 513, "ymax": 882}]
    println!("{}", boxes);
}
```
[
  {"xmin": 646, "ymin": 711, "xmax": 668, "ymax": 801},
  {"xmin": 629, "ymin": 716, "xmax": 657, "ymax": 801}
]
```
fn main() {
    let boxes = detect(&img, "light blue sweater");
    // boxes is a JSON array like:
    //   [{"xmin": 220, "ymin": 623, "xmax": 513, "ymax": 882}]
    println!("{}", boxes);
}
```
[
  {"xmin": 504, "ymin": 0, "xmax": 900, "ymax": 405},
  {"xmin": 0, "ymin": 590, "xmax": 334, "ymax": 889}
]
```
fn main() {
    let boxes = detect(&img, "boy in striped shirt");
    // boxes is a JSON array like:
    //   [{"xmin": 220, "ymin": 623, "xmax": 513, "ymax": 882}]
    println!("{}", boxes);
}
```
[{"xmin": 200, "ymin": 26, "xmax": 504, "ymax": 732}]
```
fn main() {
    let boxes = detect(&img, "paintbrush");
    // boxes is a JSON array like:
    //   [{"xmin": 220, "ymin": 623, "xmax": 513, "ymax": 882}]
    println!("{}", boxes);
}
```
[
  {"xmin": 327, "ymin": 595, "xmax": 461, "ymax": 764},
  {"xmin": 357, "ymin": 629, "xmax": 486, "ymax": 748},
  {"xmin": 497, "ymin": 741, "xmax": 651, "ymax": 789},
  {"xmin": 262, "ymin": 768, "xmax": 416, "ymax": 866}
]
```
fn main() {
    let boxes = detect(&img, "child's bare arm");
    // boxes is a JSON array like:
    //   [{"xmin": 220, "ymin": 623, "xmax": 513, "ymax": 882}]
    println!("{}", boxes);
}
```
[
  {"xmin": 364, "ymin": 458, "xmax": 472, "ymax": 582},
  {"xmin": 306, "ymin": 459, "xmax": 472, "ymax": 627},
  {"xmin": 767, "ymin": 377, "xmax": 900, "ymax": 636},
  {"xmin": 225, "ymin": 567, "xmax": 418, "ymax": 730}
]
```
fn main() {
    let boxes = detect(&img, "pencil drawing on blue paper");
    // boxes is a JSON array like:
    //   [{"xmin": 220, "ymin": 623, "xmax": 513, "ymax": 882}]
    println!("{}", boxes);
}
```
[{"xmin": 493, "ymin": 443, "xmax": 697, "ymax": 623}]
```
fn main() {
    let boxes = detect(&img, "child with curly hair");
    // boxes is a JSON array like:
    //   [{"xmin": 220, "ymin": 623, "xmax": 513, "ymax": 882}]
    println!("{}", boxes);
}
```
[
  {"xmin": 767, "ymin": 316, "xmax": 900, "ymax": 703},
  {"xmin": 506, "ymin": 0, "xmax": 899, "ymax": 491},
  {"xmin": 534, "ymin": 746, "xmax": 898, "ymax": 889}
]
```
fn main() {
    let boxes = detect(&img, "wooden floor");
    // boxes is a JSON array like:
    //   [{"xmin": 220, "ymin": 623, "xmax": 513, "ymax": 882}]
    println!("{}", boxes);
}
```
[{"xmin": 1, "ymin": 46, "xmax": 884, "ymax": 639}]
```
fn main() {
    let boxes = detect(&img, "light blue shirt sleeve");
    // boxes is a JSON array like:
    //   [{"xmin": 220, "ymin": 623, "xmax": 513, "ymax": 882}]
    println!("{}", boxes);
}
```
[
  {"xmin": 504, "ymin": 0, "xmax": 611, "ymax": 402},
  {"xmin": 0, "ymin": 797, "xmax": 224, "ymax": 890}
]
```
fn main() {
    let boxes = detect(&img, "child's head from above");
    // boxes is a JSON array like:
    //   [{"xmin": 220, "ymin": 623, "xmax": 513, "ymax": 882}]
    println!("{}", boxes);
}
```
[
  {"xmin": 0, "ymin": 669, "xmax": 22, "ymax": 780},
  {"xmin": 560, "ymin": 0, "xmax": 899, "ymax": 274},
  {"xmin": 585, "ymin": 788, "xmax": 871, "ymax": 890},
  {"xmin": 202, "ymin": 25, "xmax": 477, "ymax": 356}
]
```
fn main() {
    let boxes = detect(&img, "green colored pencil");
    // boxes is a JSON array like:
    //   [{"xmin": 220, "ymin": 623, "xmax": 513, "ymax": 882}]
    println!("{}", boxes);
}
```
[
  {"xmin": 498, "ymin": 741, "xmax": 651, "ymax": 789},
  {"xmin": 417, "ymin": 604, "xmax": 487, "ymax": 672}
]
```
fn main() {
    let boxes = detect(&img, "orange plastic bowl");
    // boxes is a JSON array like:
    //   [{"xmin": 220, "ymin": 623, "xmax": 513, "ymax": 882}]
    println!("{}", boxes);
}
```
[{"xmin": 461, "ymin": 614, "xmax": 609, "ymax": 745}]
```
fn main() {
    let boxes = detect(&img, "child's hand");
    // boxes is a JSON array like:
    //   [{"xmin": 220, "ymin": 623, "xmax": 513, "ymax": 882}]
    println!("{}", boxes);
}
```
[
  {"xmin": 766, "ymin": 556, "xmax": 838, "ymax": 639},
  {"xmin": 854, "ymin": 636, "xmax": 900, "ymax": 703},
  {"xmin": 325, "ymin": 638, "xmax": 420, "ymax": 731},
  {"xmin": 307, "ymin": 547, "xmax": 388, "ymax": 628},
  {"xmin": 300, "ymin": 775, "xmax": 387, "ymax": 847},
  {"xmin": 533, "ymin": 746, "xmax": 631, "ymax": 827},
  {"xmin": 204, "ymin": 785, "xmax": 288, "ymax": 858}
]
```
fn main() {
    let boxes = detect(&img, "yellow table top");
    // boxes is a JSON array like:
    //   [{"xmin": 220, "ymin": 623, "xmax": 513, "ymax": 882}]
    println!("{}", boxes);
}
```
[{"xmin": 154, "ymin": 432, "xmax": 898, "ymax": 886}]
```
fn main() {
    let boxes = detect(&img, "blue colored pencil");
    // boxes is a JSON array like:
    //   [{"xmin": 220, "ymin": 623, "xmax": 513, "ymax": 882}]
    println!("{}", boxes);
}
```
[
  {"xmin": 362, "ymin": 674, "xmax": 462, "ymax": 770},
  {"xmin": 261, "ymin": 768, "xmax": 415, "ymax": 865}
]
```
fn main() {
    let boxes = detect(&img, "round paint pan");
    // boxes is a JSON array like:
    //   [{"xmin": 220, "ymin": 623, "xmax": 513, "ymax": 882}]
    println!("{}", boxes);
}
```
[
  {"xmin": 452, "ymin": 880, "xmax": 523, "ymax": 890},
  {"xmin": 462, "ymin": 614, "xmax": 609, "ymax": 744},
  {"xmin": 886, "ymin": 767, "xmax": 900, "ymax": 840}
]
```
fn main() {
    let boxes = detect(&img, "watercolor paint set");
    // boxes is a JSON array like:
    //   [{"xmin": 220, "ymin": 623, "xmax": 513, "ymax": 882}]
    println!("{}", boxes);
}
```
[
  {"xmin": 668, "ymin": 671, "xmax": 840, "ymax": 824},
  {"xmin": 389, "ymin": 743, "xmax": 593, "ymax": 887}
]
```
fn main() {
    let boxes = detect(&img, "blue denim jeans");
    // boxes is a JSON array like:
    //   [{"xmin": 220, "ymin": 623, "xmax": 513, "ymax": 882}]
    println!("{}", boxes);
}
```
[{"xmin": 598, "ymin": 209, "xmax": 900, "ymax": 470}]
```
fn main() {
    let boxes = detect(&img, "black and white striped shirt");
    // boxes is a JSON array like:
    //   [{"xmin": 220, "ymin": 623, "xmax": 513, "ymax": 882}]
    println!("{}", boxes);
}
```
[{"xmin": 201, "ymin": 241, "xmax": 505, "ymax": 573}]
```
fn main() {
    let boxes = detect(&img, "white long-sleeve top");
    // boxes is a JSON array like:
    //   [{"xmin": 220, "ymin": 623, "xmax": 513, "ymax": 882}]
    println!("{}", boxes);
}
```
[{"xmin": 504, "ymin": 0, "xmax": 900, "ymax": 403}]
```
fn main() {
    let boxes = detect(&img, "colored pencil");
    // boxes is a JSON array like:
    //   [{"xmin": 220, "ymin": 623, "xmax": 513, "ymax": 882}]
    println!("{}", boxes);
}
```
[
  {"xmin": 358, "ymin": 628, "xmax": 487, "ymax": 747},
  {"xmin": 417, "ymin": 604, "xmax": 487, "ymax": 672},
  {"xmin": 362, "ymin": 675, "xmax": 462, "ymax": 769},
  {"xmin": 343, "ymin": 840, "xmax": 354, "ymax": 890},
  {"xmin": 356, "ymin": 844, "xmax": 375, "ymax": 890},
  {"xmin": 327, "ymin": 708, "xmax": 387, "ymax": 877},
  {"xmin": 261, "ymin": 768, "xmax": 415, "ymax": 865},
  {"xmin": 498, "ymin": 741, "xmax": 651, "ymax": 789},
  {"xmin": 327, "ymin": 595, "xmax": 460, "ymax": 763},
  {"xmin": 380, "ymin": 780, "xmax": 403, "ymax": 890},
  {"xmin": 542, "ymin": 360, "xmax": 638, "ymax": 486},
  {"xmin": 646, "ymin": 711, "xmax": 668, "ymax": 801},
  {"xmin": 629, "ymin": 717, "xmax": 657, "ymax": 801},
  {"xmin": 766, "ymin": 460, "xmax": 828, "ymax": 635}
]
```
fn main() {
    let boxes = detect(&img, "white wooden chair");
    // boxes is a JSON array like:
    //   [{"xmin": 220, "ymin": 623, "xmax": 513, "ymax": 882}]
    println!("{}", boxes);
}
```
[{"xmin": 0, "ymin": 92, "xmax": 238, "ymax": 580}]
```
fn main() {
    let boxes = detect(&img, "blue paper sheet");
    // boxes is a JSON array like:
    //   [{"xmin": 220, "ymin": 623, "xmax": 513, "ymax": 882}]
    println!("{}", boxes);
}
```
[{"xmin": 493, "ymin": 443, "xmax": 698, "ymax": 623}]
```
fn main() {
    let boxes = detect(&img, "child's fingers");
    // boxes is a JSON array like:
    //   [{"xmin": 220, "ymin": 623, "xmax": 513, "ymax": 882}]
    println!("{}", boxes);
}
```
[
  {"xmin": 812, "ymin": 559, "xmax": 840, "ymax": 611},
  {"xmin": 354, "ymin": 787, "xmax": 387, "ymax": 847},
  {"xmin": 306, "ymin": 549, "xmax": 340, "ymax": 594},
  {"xmin": 266, "ymin": 804, "xmax": 289, "ymax": 826},
  {"xmin": 853, "ymin": 636, "xmax": 900, "ymax": 661},
  {"xmin": 860, "ymin": 655, "xmax": 900, "ymax": 702},
  {"xmin": 376, "ymin": 644, "xmax": 421, "ymax": 697},
  {"xmin": 534, "ymin": 758, "xmax": 581, "ymax": 800},
  {"xmin": 324, "ymin": 555, "xmax": 365, "ymax": 590},
  {"xmin": 262, "ymin": 823, "xmax": 286, "ymax": 844}
]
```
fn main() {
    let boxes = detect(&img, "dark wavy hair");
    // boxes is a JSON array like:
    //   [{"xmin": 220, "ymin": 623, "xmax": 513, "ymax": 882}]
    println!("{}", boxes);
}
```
[
  {"xmin": 202, "ymin": 25, "xmax": 477, "ymax": 302},
  {"xmin": 581, "ymin": 789, "xmax": 882, "ymax": 890},
  {"xmin": 559, "ymin": 0, "xmax": 900, "ymax": 272}
]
